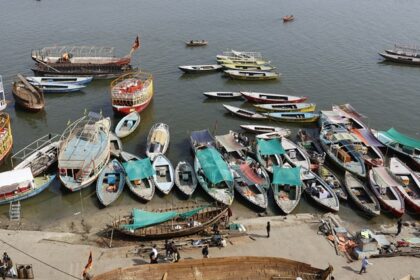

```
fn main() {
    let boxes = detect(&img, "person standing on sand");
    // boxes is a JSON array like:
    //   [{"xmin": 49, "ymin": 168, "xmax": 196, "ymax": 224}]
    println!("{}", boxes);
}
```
[
  {"xmin": 202, "ymin": 245, "xmax": 209, "ymax": 258},
  {"xmin": 266, "ymin": 221, "xmax": 271, "ymax": 238},
  {"xmin": 396, "ymin": 218, "xmax": 402, "ymax": 236},
  {"xmin": 359, "ymin": 256, "xmax": 371, "ymax": 274},
  {"xmin": 150, "ymin": 245, "xmax": 158, "ymax": 264}
]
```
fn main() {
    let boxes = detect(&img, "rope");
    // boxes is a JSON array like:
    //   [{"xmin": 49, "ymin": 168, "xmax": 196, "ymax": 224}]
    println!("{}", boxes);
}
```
[{"xmin": 0, "ymin": 238, "xmax": 82, "ymax": 280}]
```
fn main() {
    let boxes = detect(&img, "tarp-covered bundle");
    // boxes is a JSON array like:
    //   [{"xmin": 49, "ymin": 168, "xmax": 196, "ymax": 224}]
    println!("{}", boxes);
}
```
[
  {"xmin": 272, "ymin": 166, "xmax": 301, "ymax": 186},
  {"xmin": 122, "ymin": 158, "xmax": 155, "ymax": 181},
  {"xmin": 0, "ymin": 168, "xmax": 34, "ymax": 195},
  {"xmin": 196, "ymin": 147, "xmax": 233, "ymax": 184},
  {"xmin": 257, "ymin": 138, "xmax": 285, "ymax": 156},
  {"xmin": 381, "ymin": 128, "xmax": 420, "ymax": 150}
]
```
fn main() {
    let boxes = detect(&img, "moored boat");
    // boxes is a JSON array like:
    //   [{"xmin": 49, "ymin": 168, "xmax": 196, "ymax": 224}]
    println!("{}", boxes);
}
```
[
  {"xmin": 179, "ymin": 65, "xmax": 223, "ymax": 73},
  {"xmin": 318, "ymin": 165, "xmax": 347, "ymax": 201},
  {"xmin": 254, "ymin": 102, "xmax": 316, "ymax": 112},
  {"xmin": 241, "ymin": 91, "xmax": 306, "ymax": 104},
  {"xmin": 223, "ymin": 104, "xmax": 267, "ymax": 120},
  {"xmin": 26, "ymin": 76, "xmax": 92, "ymax": 85},
  {"xmin": 115, "ymin": 111, "xmax": 141, "ymax": 138},
  {"xmin": 222, "ymin": 63, "xmax": 275, "ymax": 71},
  {"xmin": 174, "ymin": 161, "xmax": 198, "ymax": 197},
  {"xmin": 256, "ymin": 138, "xmax": 284, "ymax": 173},
  {"xmin": 240, "ymin": 124, "xmax": 291, "ymax": 137},
  {"xmin": 272, "ymin": 165, "xmax": 302, "ymax": 214},
  {"xmin": 379, "ymin": 52, "xmax": 420, "ymax": 65},
  {"xmin": 185, "ymin": 40, "xmax": 208, "ymax": 47},
  {"xmin": 152, "ymin": 154, "xmax": 175, "ymax": 195},
  {"xmin": 109, "ymin": 133, "xmax": 123, "ymax": 158},
  {"xmin": 31, "ymin": 82, "xmax": 86, "ymax": 93},
  {"xmin": 344, "ymin": 171, "xmax": 380, "ymax": 216},
  {"xmin": 111, "ymin": 71, "xmax": 153, "ymax": 115},
  {"xmin": 283, "ymin": 15, "xmax": 295, "ymax": 22},
  {"xmin": 217, "ymin": 50, "xmax": 263, "ymax": 60},
  {"xmin": 146, "ymin": 123, "xmax": 170, "ymax": 160},
  {"xmin": 0, "ymin": 76, "xmax": 7, "ymax": 111},
  {"xmin": 385, "ymin": 45, "xmax": 420, "ymax": 58},
  {"xmin": 296, "ymin": 129, "xmax": 325, "ymax": 165},
  {"xmin": 12, "ymin": 74, "xmax": 45, "ymax": 112},
  {"xmin": 122, "ymin": 156, "xmax": 155, "ymax": 201},
  {"xmin": 203, "ymin": 91, "xmax": 242, "ymax": 99},
  {"xmin": 281, "ymin": 137, "xmax": 311, "ymax": 170},
  {"xmin": 265, "ymin": 112, "xmax": 320, "ymax": 123},
  {"xmin": 96, "ymin": 159, "xmax": 126, "ymax": 206},
  {"xmin": 224, "ymin": 70, "xmax": 280, "ymax": 81},
  {"xmin": 0, "ymin": 113, "xmax": 13, "ymax": 166},
  {"xmin": 256, "ymin": 131, "xmax": 291, "ymax": 140},
  {"xmin": 303, "ymin": 171, "xmax": 340, "ymax": 212}
]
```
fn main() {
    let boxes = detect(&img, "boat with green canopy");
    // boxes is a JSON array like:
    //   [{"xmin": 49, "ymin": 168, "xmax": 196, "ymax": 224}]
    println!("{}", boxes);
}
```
[
  {"xmin": 194, "ymin": 146, "xmax": 234, "ymax": 206},
  {"xmin": 112, "ymin": 204, "xmax": 228, "ymax": 239},
  {"xmin": 271, "ymin": 165, "xmax": 302, "ymax": 214},
  {"xmin": 122, "ymin": 157, "xmax": 155, "ymax": 201},
  {"xmin": 256, "ymin": 138, "xmax": 284, "ymax": 173}
]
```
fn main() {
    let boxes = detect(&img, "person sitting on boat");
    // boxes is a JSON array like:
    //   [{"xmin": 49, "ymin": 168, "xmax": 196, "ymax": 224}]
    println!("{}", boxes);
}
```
[
  {"xmin": 310, "ymin": 182, "xmax": 319, "ymax": 197},
  {"xmin": 319, "ymin": 188, "xmax": 329, "ymax": 200}
]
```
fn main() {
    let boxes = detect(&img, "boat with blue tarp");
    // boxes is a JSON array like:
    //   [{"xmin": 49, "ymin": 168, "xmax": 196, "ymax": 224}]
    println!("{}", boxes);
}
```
[
  {"xmin": 122, "ymin": 157, "xmax": 155, "ymax": 202},
  {"xmin": 272, "ymin": 165, "xmax": 302, "ymax": 214}
]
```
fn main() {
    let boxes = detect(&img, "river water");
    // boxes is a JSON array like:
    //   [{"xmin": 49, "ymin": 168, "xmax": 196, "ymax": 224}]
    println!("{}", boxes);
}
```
[{"xmin": 0, "ymin": 0, "xmax": 419, "ymax": 227}]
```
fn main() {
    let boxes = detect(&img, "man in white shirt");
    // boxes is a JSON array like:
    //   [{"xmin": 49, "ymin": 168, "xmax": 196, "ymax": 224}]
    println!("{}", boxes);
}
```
[{"xmin": 150, "ymin": 245, "xmax": 158, "ymax": 264}]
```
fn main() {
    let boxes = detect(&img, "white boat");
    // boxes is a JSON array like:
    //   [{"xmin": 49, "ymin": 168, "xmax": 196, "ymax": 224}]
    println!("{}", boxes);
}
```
[
  {"xmin": 115, "ymin": 111, "xmax": 141, "ymax": 138},
  {"xmin": 179, "ymin": 65, "xmax": 223, "ymax": 73},
  {"xmin": 224, "ymin": 70, "xmax": 280, "ymax": 81},
  {"xmin": 174, "ymin": 161, "xmax": 198, "ymax": 197},
  {"xmin": 223, "ymin": 104, "xmax": 267, "ymax": 120},
  {"xmin": 58, "ymin": 112, "xmax": 111, "ymax": 191},
  {"xmin": 281, "ymin": 137, "xmax": 311, "ymax": 170},
  {"xmin": 26, "ymin": 76, "xmax": 93, "ymax": 85},
  {"xmin": 240, "ymin": 125, "xmax": 291, "ymax": 137},
  {"xmin": 217, "ymin": 50, "xmax": 263, "ymax": 60},
  {"xmin": 203, "ymin": 92, "xmax": 242, "ymax": 99},
  {"xmin": 146, "ymin": 123, "xmax": 170, "ymax": 160},
  {"xmin": 253, "ymin": 103, "xmax": 316, "ymax": 112},
  {"xmin": 31, "ymin": 82, "xmax": 86, "ymax": 93},
  {"xmin": 110, "ymin": 132, "xmax": 123, "ymax": 158},
  {"xmin": 256, "ymin": 131, "xmax": 291, "ymax": 140},
  {"xmin": 0, "ymin": 75, "xmax": 6, "ymax": 111},
  {"xmin": 152, "ymin": 154, "xmax": 175, "ymax": 195}
]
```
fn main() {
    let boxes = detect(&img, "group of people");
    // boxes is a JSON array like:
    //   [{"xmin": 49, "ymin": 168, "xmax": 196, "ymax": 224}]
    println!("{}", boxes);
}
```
[
  {"xmin": 0, "ymin": 252, "xmax": 15, "ymax": 280},
  {"xmin": 150, "ymin": 241, "xmax": 211, "ymax": 264}
]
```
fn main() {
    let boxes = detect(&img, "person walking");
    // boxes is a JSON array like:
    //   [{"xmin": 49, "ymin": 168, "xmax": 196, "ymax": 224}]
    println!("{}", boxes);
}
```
[
  {"xmin": 202, "ymin": 245, "xmax": 209, "ymax": 258},
  {"xmin": 266, "ymin": 221, "xmax": 271, "ymax": 238},
  {"xmin": 359, "ymin": 256, "xmax": 371, "ymax": 274},
  {"xmin": 396, "ymin": 218, "xmax": 403, "ymax": 236},
  {"xmin": 150, "ymin": 245, "xmax": 158, "ymax": 264}
]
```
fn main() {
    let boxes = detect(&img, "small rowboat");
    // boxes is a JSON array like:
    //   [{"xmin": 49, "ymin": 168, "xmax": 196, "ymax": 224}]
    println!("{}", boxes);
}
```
[
  {"xmin": 96, "ymin": 159, "xmax": 126, "ymax": 206},
  {"xmin": 281, "ymin": 137, "xmax": 311, "ymax": 170},
  {"xmin": 31, "ymin": 82, "xmax": 86, "ymax": 93},
  {"xmin": 146, "ymin": 123, "xmax": 170, "ymax": 160},
  {"xmin": 264, "ymin": 112, "xmax": 320, "ymax": 123},
  {"xmin": 12, "ymin": 74, "xmax": 45, "ymax": 112},
  {"xmin": 379, "ymin": 52, "xmax": 420, "ymax": 65},
  {"xmin": 256, "ymin": 131, "xmax": 291, "ymax": 140},
  {"xmin": 224, "ymin": 70, "xmax": 280, "ymax": 81},
  {"xmin": 122, "ymin": 154, "xmax": 155, "ymax": 202},
  {"xmin": 26, "ymin": 76, "xmax": 93, "ymax": 85},
  {"xmin": 318, "ymin": 165, "xmax": 347, "ymax": 201},
  {"xmin": 110, "ymin": 133, "xmax": 123, "ymax": 158},
  {"xmin": 344, "ymin": 172, "xmax": 380, "ymax": 216},
  {"xmin": 185, "ymin": 40, "xmax": 208, "ymax": 47},
  {"xmin": 115, "ymin": 111, "xmax": 141, "ymax": 138},
  {"xmin": 272, "ymin": 164, "xmax": 302, "ymax": 214},
  {"xmin": 152, "ymin": 154, "xmax": 175, "ymax": 195},
  {"xmin": 303, "ymin": 171, "xmax": 340, "ymax": 212},
  {"xmin": 203, "ymin": 91, "xmax": 242, "ymax": 99},
  {"xmin": 222, "ymin": 63, "xmax": 275, "ymax": 71},
  {"xmin": 179, "ymin": 65, "xmax": 223, "ymax": 73},
  {"xmin": 241, "ymin": 92, "xmax": 307, "ymax": 104},
  {"xmin": 174, "ymin": 161, "xmax": 198, "ymax": 197},
  {"xmin": 240, "ymin": 124, "xmax": 291, "ymax": 137},
  {"xmin": 223, "ymin": 104, "xmax": 267, "ymax": 120},
  {"xmin": 254, "ymin": 103, "xmax": 316, "ymax": 112},
  {"xmin": 283, "ymin": 15, "xmax": 295, "ymax": 22}
]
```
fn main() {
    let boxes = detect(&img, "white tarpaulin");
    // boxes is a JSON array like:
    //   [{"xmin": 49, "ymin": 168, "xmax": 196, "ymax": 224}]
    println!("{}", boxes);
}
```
[{"xmin": 0, "ymin": 168, "xmax": 34, "ymax": 194}]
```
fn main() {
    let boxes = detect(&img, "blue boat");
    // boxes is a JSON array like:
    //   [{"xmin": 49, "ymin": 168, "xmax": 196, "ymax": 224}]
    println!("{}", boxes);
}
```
[
  {"xmin": 96, "ymin": 159, "xmax": 126, "ymax": 206},
  {"xmin": 26, "ymin": 76, "xmax": 93, "ymax": 85},
  {"xmin": 31, "ymin": 82, "xmax": 86, "ymax": 93}
]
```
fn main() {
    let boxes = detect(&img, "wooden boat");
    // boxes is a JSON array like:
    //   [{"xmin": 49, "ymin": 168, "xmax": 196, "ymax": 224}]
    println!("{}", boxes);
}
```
[
  {"xmin": 122, "ymin": 155, "xmax": 155, "ymax": 201},
  {"xmin": 256, "ymin": 138, "xmax": 284, "ymax": 173},
  {"xmin": 26, "ymin": 76, "xmax": 93, "ymax": 85},
  {"xmin": 369, "ymin": 167, "xmax": 405, "ymax": 217},
  {"xmin": 111, "ymin": 71, "xmax": 153, "ymax": 115},
  {"xmin": 115, "ymin": 111, "xmax": 141, "ymax": 138},
  {"xmin": 110, "ymin": 132, "xmax": 123, "ymax": 158},
  {"xmin": 350, "ymin": 128, "xmax": 385, "ymax": 167},
  {"xmin": 389, "ymin": 157, "xmax": 420, "ymax": 213},
  {"xmin": 112, "ymin": 204, "xmax": 228, "ymax": 240},
  {"xmin": 96, "ymin": 159, "xmax": 126, "ymax": 206},
  {"xmin": 385, "ymin": 45, "xmax": 420, "ymax": 58},
  {"xmin": 272, "ymin": 165, "xmax": 302, "ymax": 214},
  {"xmin": 12, "ymin": 74, "xmax": 45, "ymax": 112},
  {"xmin": 203, "ymin": 91, "xmax": 242, "ymax": 99},
  {"xmin": 379, "ymin": 52, "xmax": 420, "ymax": 65},
  {"xmin": 0, "ymin": 76, "xmax": 7, "ymax": 111},
  {"xmin": 241, "ymin": 91, "xmax": 306, "ymax": 104},
  {"xmin": 12, "ymin": 134, "xmax": 60, "ymax": 177},
  {"xmin": 179, "ymin": 65, "xmax": 223, "ymax": 73},
  {"xmin": 0, "ymin": 168, "xmax": 56, "ymax": 205},
  {"xmin": 318, "ymin": 165, "xmax": 347, "ymax": 201},
  {"xmin": 281, "ymin": 137, "xmax": 311, "ymax": 170},
  {"xmin": 222, "ymin": 63, "xmax": 275, "ymax": 71},
  {"xmin": 283, "ymin": 15, "xmax": 295, "ymax": 22},
  {"xmin": 185, "ymin": 40, "xmax": 208, "ymax": 47},
  {"xmin": 92, "ymin": 256, "xmax": 333, "ymax": 280},
  {"xmin": 0, "ymin": 113, "xmax": 13, "ymax": 166},
  {"xmin": 303, "ymin": 171, "xmax": 340, "ymax": 212},
  {"xmin": 224, "ymin": 70, "xmax": 280, "ymax": 81},
  {"xmin": 174, "ymin": 161, "xmax": 198, "ymax": 197},
  {"xmin": 152, "ymin": 154, "xmax": 175, "ymax": 195},
  {"xmin": 265, "ymin": 112, "xmax": 320, "ymax": 123},
  {"xmin": 58, "ymin": 112, "xmax": 111, "ymax": 192},
  {"xmin": 240, "ymin": 124, "xmax": 291, "ymax": 137},
  {"xmin": 344, "ymin": 172, "xmax": 380, "ymax": 216},
  {"xmin": 146, "ymin": 123, "xmax": 170, "ymax": 160},
  {"xmin": 217, "ymin": 50, "xmax": 263, "ymax": 61},
  {"xmin": 218, "ymin": 57, "xmax": 270, "ymax": 65},
  {"xmin": 296, "ymin": 129, "xmax": 325, "ymax": 165},
  {"xmin": 254, "ymin": 102, "xmax": 316, "ymax": 112},
  {"xmin": 223, "ymin": 104, "xmax": 267, "ymax": 120},
  {"xmin": 256, "ymin": 131, "xmax": 292, "ymax": 140},
  {"xmin": 31, "ymin": 82, "xmax": 86, "ymax": 93}
]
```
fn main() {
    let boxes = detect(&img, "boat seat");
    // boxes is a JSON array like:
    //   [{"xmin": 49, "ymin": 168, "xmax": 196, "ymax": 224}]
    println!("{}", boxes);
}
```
[
  {"xmin": 158, "ymin": 168, "xmax": 166, "ymax": 177},
  {"xmin": 182, "ymin": 172, "xmax": 190, "ymax": 181},
  {"xmin": 152, "ymin": 130, "xmax": 167, "ymax": 145}
]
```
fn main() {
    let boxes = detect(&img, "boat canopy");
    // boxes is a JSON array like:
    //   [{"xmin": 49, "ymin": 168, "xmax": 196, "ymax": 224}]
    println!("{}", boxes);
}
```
[
  {"xmin": 215, "ymin": 133, "xmax": 247, "ymax": 152},
  {"xmin": 0, "ymin": 168, "xmax": 34, "ymax": 195},
  {"xmin": 190, "ymin": 129, "xmax": 215, "ymax": 148},
  {"xmin": 122, "ymin": 158, "xmax": 155, "ymax": 181},
  {"xmin": 382, "ymin": 128, "xmax": 420, "ymax": 150},
  {"xmin": 196, "ymin": 147, "xmax": 233, "ymax": 184},
  {"xmin": 272, "ymin": 166, "xmax": 301, "ymax": 186},
  {"xmin": 257, "ymin": 138, "xmax": 285, "ymax": 156},
  {"xmin": 121, "ymin": 206, "xmax": 207, "ymax": 230},
  {"xmin": 352, "ymin": 128, "xmax": 384, "ymax": 147}
]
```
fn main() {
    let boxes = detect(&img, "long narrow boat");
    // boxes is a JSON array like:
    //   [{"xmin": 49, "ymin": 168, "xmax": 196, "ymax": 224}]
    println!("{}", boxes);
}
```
[
  {"xmin": 254, "ymin": 102, "xmax": 316, "ymax": 112},
  {"xmin": 222, "ymin": 63, "xmax": 275, "ymax": 71},
  {"xmin": 318, "ymin": 165, "xmax": 347, "ymax": 201},
  {"xmin": 174, "ymin": 161, "xmax": 198, "ymax": 197},
  {"xmin": 111, "ymin": 71, "xmax": 153, "ymax": 115},
  {"xmin": 0, "ymin": 113, "xmax": 13, "ymax": 166},
  {"xmin": 152, "ymin": 154, "xmax": 175, "ymax": 195},
  {"xmin": 296, "ymin": 129, "xmax": 325, "ymax": 165},
  {"xmin": 0, "ymin": 168, "xmax": 55, "ymax": 205},
  {"xmin": 303, "ymin": 171, "xmax": 340, "ymax": 212},
  {"xmin": 385, "ymin": 45, "xmax": 420, "ymax": 58},
  {"xmin": 146, "ymin": 123, "xmax": 170, "ymax": 160},
  {"xmin": 240, "ymin": 124, "xmax": 291, "ymax": 137},
  {"xmin": 256, "ymin": 131, "xmax": 291, "ymax": 140},
  {"xmin": 96, "ymin": 159, "xmax": 126, "ymax": 206},
  {"xmin": 256, "ymin": 138, "xmax": 284, "ymax": 173},
  {"xmin": 281, "ymin": 137, "xmax": 311, "ymax": 170},
  {"xmin": 109, "ymin": 132, "xmax": 123, "ymax": 158},
  {"xmin": 344, "ymin": 172, "xmax": 380, "ymax": 216},
  {"xmin": 265, "ymin": 112, "xmax": 320, "ymax": 123},
  {"xmin": 31, "ymin": 82, "xmax": 86, "ymax": 93},
  {"xmin": 368, "ymin": 167, "xmax": 405, "ymax": 217},
  {"xmin": 92, "ymin": 256, "xmax": 333, "ymax": 280},
  {"xmin": 58, "ymin": 112, "xmax": 111, "ymax": 191},
  {"xmin": 203, "ymin": 91, "xmax": 242, "ymax": 99},
  {"xmin": 0, "ymin": 76, "xmax": 7, "ymax": 111},
  {"xmin": 115, "ymin": 111, "xmax": 141, "ymax": 138},
  {"xmin": 272, "ymin": 165, "xmax": 302, "ymax": 214},
  {"xmin": 241, "ymin": 91, "xmax": 306, "ymax": 104},
  {"xmin": 179, "ymin": 65, "xmax": 223, "ymax": 73},
  {"xmin": 379, "ymin": 52, "xmax": 420, "ymax": 65},
  {"xmin": 223, "ymin": 104, "xmax": 267, "ymax": 120},
  {"xmin": 224, "ymin": 70, "xmax": 280, "ymax": 81},
  {"xmin": 112, "ymin": 204, "xmax": 228, "ymax": 240},
  {"xmin": 217, "ymin": 50, "xmax": 263, "ymax": 60},
  {"xmin": 26, "ymin": 76, "xmax": 93, "ymax": 85},
  {"xmin": 122, "ymin": 156, "xmax": 155, "ymax": 202},
  {"xmin": 12, "ymin": 74, "xmax": 45, "ymax": 112},
  {"xmin": 389, "ymin": 157, "xmax": 420, "ymax": 213}
]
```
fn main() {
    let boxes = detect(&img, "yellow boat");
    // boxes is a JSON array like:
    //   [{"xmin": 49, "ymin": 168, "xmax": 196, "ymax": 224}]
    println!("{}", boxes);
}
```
[
  {"xmin": 254, "ymin": 102, "xmax": 316, "ymax": 112},
  {"xmin": 224, "ymin": 70, "xmax": 280, "ymax": 81},
  {"xmin": 0, "ymin": 113, "xmax": 13, "ymax": 165},
  {"xmin": 222, "ymin": 63, "xmax": 275, "ymax": 71}
]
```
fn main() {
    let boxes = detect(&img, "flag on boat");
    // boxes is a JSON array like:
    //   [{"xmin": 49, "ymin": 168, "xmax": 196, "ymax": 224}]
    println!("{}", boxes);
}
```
[
  {"xmin": 132, "ymin": 35, "xmax": 140, "ymax": 50},
  {"xmin": 82, "ymin": 251, "xmax": 93, "ymax": 277}
]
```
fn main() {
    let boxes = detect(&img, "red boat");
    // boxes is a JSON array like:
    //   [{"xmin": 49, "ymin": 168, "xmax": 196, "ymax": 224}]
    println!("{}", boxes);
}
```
[
  {"xmin": 240, "ymin": 91, "xmax": 307, "ymax": 104},
  {"xmin": 111, "ymin": 71, "xmax": 154, "ymax": 115},
  {"xmin": 283, "ymin": 15, "xmax": 295, "ymax": 22}
]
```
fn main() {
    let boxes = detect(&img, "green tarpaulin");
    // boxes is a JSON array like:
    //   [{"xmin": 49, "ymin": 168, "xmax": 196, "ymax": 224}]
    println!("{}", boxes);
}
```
[
  {"xmin": 196, "ymin": 147, "xmax": 233, "ymax": 184},
  {"xmin": 122, "ymin": 158, "xmax": 155, "ymax": 181},
  {"xmin": 272, "ymin": 166, "xmax": 301, "ymax": 186},
  {"xmin": 257, "ymin": 138, "xmax": 285, "ymax": 156},
  {"xmin": 382, "ymin": 128, "xmax": 420, "ymax": 149}
]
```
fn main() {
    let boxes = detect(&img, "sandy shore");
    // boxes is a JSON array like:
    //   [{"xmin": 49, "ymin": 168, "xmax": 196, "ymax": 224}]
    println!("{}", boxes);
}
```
[{"xmin": 0, "ymin": 213, "xmax": 418, "ymax": 280}]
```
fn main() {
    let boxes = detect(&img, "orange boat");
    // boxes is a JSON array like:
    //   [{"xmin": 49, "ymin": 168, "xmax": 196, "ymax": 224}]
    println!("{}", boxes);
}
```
[
  {"xmin": 0, "ymin": 113, "xmax": 13, "ymax": 166},
  {"xmin": 283, "ymin": 15, "xmax": 295, "ymax": 22}
]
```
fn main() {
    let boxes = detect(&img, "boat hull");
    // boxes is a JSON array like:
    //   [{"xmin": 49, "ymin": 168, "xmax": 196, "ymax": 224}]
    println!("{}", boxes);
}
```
[{"xmin": 112, "ymin": 97, "xmax": 152, "ymax": 115}]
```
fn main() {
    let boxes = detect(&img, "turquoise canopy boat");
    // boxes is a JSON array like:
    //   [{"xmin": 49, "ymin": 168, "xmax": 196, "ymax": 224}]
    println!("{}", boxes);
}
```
[
  {"xmin": 272, "ymin": 165, "xmax": 302, "ymax": 214},
  {"xmin": 122, "ymin": 158, "xmax": 155, "ymax": 201},
  {"xmin": 256, "ymin": 138, "xmax": 284, "ymax": 173}
]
